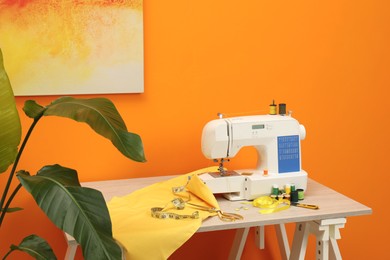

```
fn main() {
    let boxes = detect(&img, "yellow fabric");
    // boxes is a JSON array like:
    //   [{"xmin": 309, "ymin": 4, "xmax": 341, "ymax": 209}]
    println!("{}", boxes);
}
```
[
  {"xmin": 107, "ymin": 167, "xmax": 219, "ymax": 260},
  {"xmin": 186, "ymin": 173, "xmax": 219, "ymax": 209},
  {"xmin": 250, "ymin": 196, "xmax": 290, "ymax": 214}
]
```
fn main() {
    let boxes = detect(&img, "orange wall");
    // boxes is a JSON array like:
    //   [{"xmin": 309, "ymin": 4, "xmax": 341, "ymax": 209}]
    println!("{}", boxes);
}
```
[{"xmin": 1, "ymin": 0, "xmax": 388, "ymax": 259}]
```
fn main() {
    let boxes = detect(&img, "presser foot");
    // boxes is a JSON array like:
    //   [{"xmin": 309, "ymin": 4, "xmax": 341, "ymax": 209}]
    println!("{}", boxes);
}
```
[{"xmin": 209, "ymin": 171, "xmax": 240, "ymax": 178}]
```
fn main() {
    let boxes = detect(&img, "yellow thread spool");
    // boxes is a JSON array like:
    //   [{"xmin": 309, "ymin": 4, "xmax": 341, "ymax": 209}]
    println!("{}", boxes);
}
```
[
  {"xmin": 269, "ymin": 100, "xmax": 277, "ymax": 115},
  {"xmin": 285, "ymin": 184, "xmax": 291, "ymax": 194}
]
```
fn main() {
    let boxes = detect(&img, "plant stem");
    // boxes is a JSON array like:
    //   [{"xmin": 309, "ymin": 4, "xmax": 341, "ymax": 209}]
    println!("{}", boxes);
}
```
[
  {"xmin": 2, "ymin": 248, "xmax": 13, "ymax": 259},
  {"xmin": 0, "ymin": 117, "xmax": 41, "ymax": 226},
  {"xmin": 0, "ymin": 183, "xmax": 22, "ymax": 218}
]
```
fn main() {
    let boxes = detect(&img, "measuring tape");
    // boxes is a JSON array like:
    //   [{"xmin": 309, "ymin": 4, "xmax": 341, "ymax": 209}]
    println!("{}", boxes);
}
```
[
  {"xmin": 151, "ymin": 207, "xmax": 200, "ymax": 220},
  {"xmin": 150, "ymin": 177, "xmax": 197, "ymax": 220},
  {"xmin": 150, "ymin": 175, "xmax": 243, "ymax": 221}
]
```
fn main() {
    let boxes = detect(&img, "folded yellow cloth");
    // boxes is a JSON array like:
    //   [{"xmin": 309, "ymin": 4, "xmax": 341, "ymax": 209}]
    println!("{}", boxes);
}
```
[{"xmin": 107, "ymin": 167, "xmax": 219, "ymax": 259}]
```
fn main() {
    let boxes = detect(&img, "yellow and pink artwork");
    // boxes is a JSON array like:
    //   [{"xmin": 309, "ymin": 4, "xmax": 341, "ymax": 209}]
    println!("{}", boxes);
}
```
[{"xmin": 0, "ymin": 0, "xmax": 144, "ymax": 95}]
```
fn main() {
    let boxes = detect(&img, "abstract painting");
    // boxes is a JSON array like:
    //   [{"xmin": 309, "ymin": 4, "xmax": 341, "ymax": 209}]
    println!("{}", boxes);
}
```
[{"xmin": 0, "ymin": 0, "xmax": 144, "ymax": 95}]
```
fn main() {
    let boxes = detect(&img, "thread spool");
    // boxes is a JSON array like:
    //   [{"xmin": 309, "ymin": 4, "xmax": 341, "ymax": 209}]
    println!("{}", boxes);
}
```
[
  {"xmin": 285, "ymin": 184, "xmax": 291, "ymax": 194},
  {"xmin": 271, "ymin": 184, "xmax": 279, "ymax": 196},
  {"xmin": 291, "ymin": 183, "xmax": 296, "ymax": 192},
  {"xmin": 290, "ymin": 190, "xmax": 299, "ymax": 202},
  {"xmin": 297, "ymin": 189, "xmax": 304, "ymax": 200},
  {"xmin": 269, "ymin": 100, "xmax": 277, "ymax": 115},
  {"xmin": 279, "ymin": 103, "xmax": 286, "ymax": 115}
]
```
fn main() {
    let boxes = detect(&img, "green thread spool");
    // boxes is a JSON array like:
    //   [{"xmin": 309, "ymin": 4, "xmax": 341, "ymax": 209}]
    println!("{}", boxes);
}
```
[
  {"xmin": 271, "ymin": 184, "xmax": 279, "ymax": 196},
  {"xmin": 291, "ymin": 183, "xmax": 296, "ymax": 192},
  {"xmin": 297, "ymin": 189, "xmax": 304, "ymax": 200}
]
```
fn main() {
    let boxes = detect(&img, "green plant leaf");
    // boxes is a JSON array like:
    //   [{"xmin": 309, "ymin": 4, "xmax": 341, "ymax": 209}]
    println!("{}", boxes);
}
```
[
  {"xmin": 43, "ymin": 96, "xmax": 146, "ymax": 162},
  {"xmin": 23, "ymin": 100, "xmax": 45, "ymax": 119},
  {"xmin": 0, "ymin": 48, "xmax": 22, "ymax": 173},
  {"xmin": 9, "ymin": 234, "xmax": 56, "ymax": 260},
  {"xmin": 0, "ymin": 207, "xmax": 23, "ymax": 213},
  {"xmin": 34, "ymin": 164, "xmax": 81, "ymax": 186},
  {"xmin": 17, "ymin": 165, "xmax": 122, "ymax": 260}
]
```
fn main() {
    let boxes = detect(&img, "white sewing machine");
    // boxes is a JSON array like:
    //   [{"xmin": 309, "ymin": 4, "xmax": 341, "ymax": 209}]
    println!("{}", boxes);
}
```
[{"xmin": 200, "ymin": 114, "xmax": 308, "ymax": 200}]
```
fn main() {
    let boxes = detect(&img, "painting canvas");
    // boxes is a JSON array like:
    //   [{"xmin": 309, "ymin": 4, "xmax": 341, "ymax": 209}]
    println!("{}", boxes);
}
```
[{"xmin": 0, "ymin": 0, "xmax": 144, "ymax": 96}]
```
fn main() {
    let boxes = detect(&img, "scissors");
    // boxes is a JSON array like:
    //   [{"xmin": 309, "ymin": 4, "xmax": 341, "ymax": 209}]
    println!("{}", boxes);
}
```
[{"xmin": 187, "ymin": 202, "xmax": 243, "ymax": 222}]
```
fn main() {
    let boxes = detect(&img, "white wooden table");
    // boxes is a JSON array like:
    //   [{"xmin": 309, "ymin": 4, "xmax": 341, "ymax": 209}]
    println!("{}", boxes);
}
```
[{"xmin": 64, "ymin": 177, "xmax": 371, "ymax": 260}]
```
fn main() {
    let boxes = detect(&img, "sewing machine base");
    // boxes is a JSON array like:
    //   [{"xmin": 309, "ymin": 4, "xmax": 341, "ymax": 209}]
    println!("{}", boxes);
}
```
[
  {"xmin": 200, "ymin": 170, "xmax": 308, "ymax": 201},
  {"xmin": 209, "ymin": 171, "xmax": 240, "ymax": 178}
]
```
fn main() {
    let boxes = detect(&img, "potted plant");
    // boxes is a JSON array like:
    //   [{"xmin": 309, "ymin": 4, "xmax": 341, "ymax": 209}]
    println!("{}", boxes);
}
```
[{"xmin": 0, "ymin": 48, "xmax": 146, "ymax": 259}]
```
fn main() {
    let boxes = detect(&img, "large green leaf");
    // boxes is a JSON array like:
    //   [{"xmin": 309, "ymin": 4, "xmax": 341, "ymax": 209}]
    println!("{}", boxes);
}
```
[
  {"xmin": 23, "ymin": 100, "xmax": 45, "ymax": 119},
  {"xmin": 27, "ymin": 96, "xmax": 146, "ymax": 162},
  {"xmin": 17, "ymin": 165, "xmax": 122, "ymax": 260},
  {"xmin": 9, "ymin": 234, "xmax": 56, "ymax": 260},
  {"xmin": 0, "ymin": 48, "xmax": 22, "ymax": 173}
]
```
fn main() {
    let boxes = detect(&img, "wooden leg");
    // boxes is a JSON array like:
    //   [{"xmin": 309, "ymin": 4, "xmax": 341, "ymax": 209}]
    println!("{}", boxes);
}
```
[
  {"xmin": 316, "ymin": 237, "xmax": 329, "ymax": 260},
  {"xmin": 310, "ymin": 218, "xmax": 346, "ymax": 260},
  {"xmin": 255, "ymin": 226, "xmax": 265, "ymax": 249},
  {"xmin": 329, "ymin": 220, "xmax": 344, "ymax": 260},
  {"xmin": 64, "ymin": 241, "xmax": 78, "ymax": 260},
  {"xmin": 228, "ymin": 227, "xmax": 250, "ymax": 260},
  {"xmin": 275, "ymin": 224, "xmax": 290, "ymax": 260},
  {"xmin": 329, "ymin": 237, "xmax": 342, "ymax": 260},
  {"xmin": 290, "ymin": 222, "xmax": 310, "ymax": 260},
  {"xmin": 255, "ymin": 224, "xmax": 290, "ymax": 260},
  {"xmin": 64, "ymin": 233, "xmax": 77, "ymax": 260}
]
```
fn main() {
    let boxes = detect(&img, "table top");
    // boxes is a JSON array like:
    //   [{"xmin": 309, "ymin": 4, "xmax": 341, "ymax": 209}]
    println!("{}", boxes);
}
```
[{"xmin": 81, "ymin": 176, "xmax": 372, "ymax": 233}]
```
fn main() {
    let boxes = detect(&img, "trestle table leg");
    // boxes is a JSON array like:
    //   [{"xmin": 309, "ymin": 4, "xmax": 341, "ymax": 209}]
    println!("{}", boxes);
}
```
[
  {"xmin": 310, "ymin": 218, "xmax": 346, "ymax": 260},
  {"xmin": 228, "ymin": 227, "xmax": 250, "ymax": 260},
  {"xmin": 275, "ymin": 224, "xmax": 290, "ymax": 260},
  {"xmin": 290, "ymin": 222, "xmax": 310, "ymax": 260}
]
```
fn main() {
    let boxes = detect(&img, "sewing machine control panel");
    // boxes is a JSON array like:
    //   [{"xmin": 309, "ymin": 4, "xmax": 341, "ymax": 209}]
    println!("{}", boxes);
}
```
[{"xmin": 252, "ymin": 124, "xmax": 265, "ymax": 130}]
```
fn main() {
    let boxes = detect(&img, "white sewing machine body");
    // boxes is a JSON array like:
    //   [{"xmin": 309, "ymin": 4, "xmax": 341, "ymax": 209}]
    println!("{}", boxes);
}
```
[{"xmin": 201, "ymin": 114, "xmax": 307, "ymax": 200}]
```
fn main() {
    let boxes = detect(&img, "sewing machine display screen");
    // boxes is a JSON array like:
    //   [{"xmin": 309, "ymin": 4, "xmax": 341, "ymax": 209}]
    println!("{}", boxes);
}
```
[
  {"xmin": 278, "ymin": 135, "xmax": 300, "ymax": 173},
  {"xmin": 252, "ymin": 124, "xmax": 265, "ymax": 130}
]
